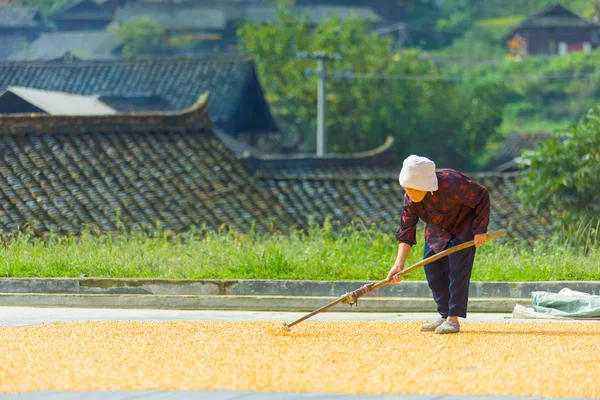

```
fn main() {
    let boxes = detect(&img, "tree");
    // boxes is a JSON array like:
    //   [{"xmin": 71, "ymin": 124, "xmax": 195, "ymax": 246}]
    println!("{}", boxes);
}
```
[
  {"xmin": 436, "ymin": 0, "xmax": 590, "ymax": 20},
  {"xmin": 238, "ymin": 1, "xmax": 504, "ymax": 169},
  {"xmin": 115, "ymin": 17, "xmax": 167, "ymax": 57},
  {"xmin": 518, "ymin": 105, "xmax": 600, "ymax": 222}
]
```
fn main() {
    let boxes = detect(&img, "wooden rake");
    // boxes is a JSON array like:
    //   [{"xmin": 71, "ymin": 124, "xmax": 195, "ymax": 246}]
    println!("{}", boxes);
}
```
[{"xmin": 282, "ymin": 229, "xmax": 507, "ymax": 332}]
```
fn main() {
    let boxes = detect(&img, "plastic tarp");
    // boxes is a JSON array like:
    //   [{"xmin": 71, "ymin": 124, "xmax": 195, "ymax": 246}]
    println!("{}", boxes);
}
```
[{"xmin": 512, "ymin": 288, "xmax": 600, "ymax": 319}]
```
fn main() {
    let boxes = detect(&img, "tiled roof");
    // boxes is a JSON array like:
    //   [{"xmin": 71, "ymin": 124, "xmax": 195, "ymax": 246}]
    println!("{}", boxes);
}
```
[
  {"xmin": 97, "ymin": 94, "xmax": 176, "ymax": 113},
  {"xmin": 50, "ymin": 0, "xmax": 115, "ymax": 21},
  {"xmin": 245, "ymin": 5, "xmax": 383, "ymax": 24},
  {"xmin": 485, "ymin": 132, "xmax": 552, "ymax": 171},
  {"xmin": 115, "ymin": 1, "xmax": 382, "ymax": 29},
  {"xmin": 8, "ymin": 31, "xmax": 120, "ymax": 61},
  {"xmin": 253, "ymin": 170, "xmax": 552, "ymax": 242},
  {"xmin": 504, "ymin": 3, "xmax": 600, "ymax": 39},
  {"xmin": 1, "ymin": 86, "xmax": 118, "ymax": 115},
  {"xmin": 243, "ymin": 136, "xmax": 399, "ymax": 179},
  {"xmin": 0, "ymin": 101, "xmax": 551, "ymax": 241},
  {"xmin": 243, "ymin": 142, "xmax": 553, "ymax": 241},
  {"xmin": 0, "ymin": 54, "xmax": 279, "ymax": 135},
  {"xmin": 115, "ymin": 3, "xmax": 226, "ymax": 30},
  {"xmin": 0, "ymin": 6, "xmax": 41, "ymax": 28},
  {"xmin": 0, "ymin": 95, "xmax": 294, "ymax": 236}
]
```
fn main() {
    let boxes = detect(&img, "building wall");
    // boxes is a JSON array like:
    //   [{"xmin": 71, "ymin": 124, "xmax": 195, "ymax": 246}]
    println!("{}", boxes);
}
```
[{"xmin": 522, "ymin": 28, "xmax": 596, "ymax": 55}]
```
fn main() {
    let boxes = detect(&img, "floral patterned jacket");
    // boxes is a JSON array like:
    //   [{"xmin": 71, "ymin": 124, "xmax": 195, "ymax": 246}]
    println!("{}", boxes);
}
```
[{"xmin": 395, "ymin": 169, "xmax": 490, "ymax": 253}]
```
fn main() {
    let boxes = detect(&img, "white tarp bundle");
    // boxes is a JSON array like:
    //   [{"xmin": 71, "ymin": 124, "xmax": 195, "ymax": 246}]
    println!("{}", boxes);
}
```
[{"xmin": 513, "ymin": 288, "xmax": 600, "ymax": 319}]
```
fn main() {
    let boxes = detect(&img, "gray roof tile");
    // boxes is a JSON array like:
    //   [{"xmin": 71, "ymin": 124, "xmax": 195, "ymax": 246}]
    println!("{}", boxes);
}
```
[
  {"xmin": 0, "ymin": 55, "xmax": 278, "ymax": 134},
  {"xmin": 0, "ymin": 98, "xmax": 293, "ymax": 236}
]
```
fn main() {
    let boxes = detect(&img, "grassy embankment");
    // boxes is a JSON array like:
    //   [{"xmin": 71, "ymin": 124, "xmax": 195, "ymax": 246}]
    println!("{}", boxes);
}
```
[{"xmin": 1, "ymin": 221, "xmax": 599, "ymax": 281}]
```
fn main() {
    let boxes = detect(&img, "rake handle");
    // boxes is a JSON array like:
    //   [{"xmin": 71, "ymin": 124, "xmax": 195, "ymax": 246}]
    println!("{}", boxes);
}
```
[
  {"xmin": 284, "ymin": 229, "xmax": 507, "ymax": 330},
  {"xmin": 371, "ymin": 229, "xmax": 507, "ymax": 293},
  {"xmin": 285, "ymin": 297, "xmax": 346, "ymax": 329}
]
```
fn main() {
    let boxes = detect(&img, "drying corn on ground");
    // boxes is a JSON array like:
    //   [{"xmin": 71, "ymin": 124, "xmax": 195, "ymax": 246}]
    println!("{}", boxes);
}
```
[{"xmin": 1, "ymin": 320, "xmax": 599, "ymax": 398}]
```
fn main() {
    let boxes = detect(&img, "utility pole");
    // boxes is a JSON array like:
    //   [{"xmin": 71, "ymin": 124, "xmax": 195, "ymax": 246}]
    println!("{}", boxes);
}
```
[{"xmin": 297, "ymin": 51, "xmax": 341, "ymax": 157}]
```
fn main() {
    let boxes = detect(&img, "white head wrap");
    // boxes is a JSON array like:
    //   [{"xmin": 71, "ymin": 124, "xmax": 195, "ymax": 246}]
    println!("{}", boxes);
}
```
[{"xmin": 399, "ymin": 155, "xmax": 438, "ymax": 191}]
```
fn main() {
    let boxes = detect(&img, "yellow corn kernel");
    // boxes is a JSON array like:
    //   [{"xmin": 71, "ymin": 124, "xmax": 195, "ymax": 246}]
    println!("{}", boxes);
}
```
[{"xmin": 0, "ymin": 321, "xmax": 598, "ymax": 398}]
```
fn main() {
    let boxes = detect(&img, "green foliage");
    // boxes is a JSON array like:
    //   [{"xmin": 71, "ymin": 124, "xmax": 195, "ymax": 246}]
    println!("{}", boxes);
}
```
[
  {"xmin": 168, "ymin": 33, "xmax": 203, "ymax": 51},
  {"xmin": 450, "ymin": 49, "xmax": 600, "ymax": 134},
  {"xmin": 518, "ymin": 105, "xmax": 600, "ymax": 221},
  {"xmin": 114, "ymin": 17, "xmax": 167, "ymax": 57},
  {"xmin": 404, "ymin": 0, "xmax": 448, "ymax": 49},
  {"xmin": 237, "ymin": 2, "xmax": 504, "ymax": 169},
  {"xmin": 1, "ymin": 223, "xmax": 599, "ymax": 281},
  {"xmin": 432, "ymin": 25, "xmax": 506, "ymax": 65},
  {"xmin": 436, "ymin": 10, "xmax": 473, "ymax": 33},
  {"xmin": 477, "ymin": 16, "xmax": 526, "ymax": 40},
  {"xmin": 436, "ymin": 0, "xmax": 591, "ymax": 20},
  {"xmin": 431, "ymin": 0, "xmax": 594, "ymax": 64}
]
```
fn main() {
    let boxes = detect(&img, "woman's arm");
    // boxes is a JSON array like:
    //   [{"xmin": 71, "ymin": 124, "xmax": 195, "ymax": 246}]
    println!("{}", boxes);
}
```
[{"xmin": 387, "ymin": 242, "xmax": 412, "ymax": 283}]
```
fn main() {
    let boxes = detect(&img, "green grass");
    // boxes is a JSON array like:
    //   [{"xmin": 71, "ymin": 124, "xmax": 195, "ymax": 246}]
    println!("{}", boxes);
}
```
[
  {"xmin": 1, "ymin": 221, "xmax": 599, "ymax": 281},
  {"xmin": 477, "ymin": 15, "xmax": 525, "ymax": 40},
  {"xmin": 498, "ymin": 115, "xmax": 573, "ymax": 135}
]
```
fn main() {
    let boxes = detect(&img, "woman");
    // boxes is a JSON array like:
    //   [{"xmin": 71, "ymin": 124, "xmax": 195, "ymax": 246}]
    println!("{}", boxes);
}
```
[{"xmin": 387, "ymin": 155, "xmax": 490, "ymax": 334}]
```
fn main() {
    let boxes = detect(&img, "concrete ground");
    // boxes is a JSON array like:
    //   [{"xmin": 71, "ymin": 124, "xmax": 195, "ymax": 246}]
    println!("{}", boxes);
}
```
[
  {"xmin": 0, "ymin": 308, "xmax": 597, "ymax": 400},
  {"xmin": 0, "ymin": 307, "xmax": 518, "ymax": 327}
]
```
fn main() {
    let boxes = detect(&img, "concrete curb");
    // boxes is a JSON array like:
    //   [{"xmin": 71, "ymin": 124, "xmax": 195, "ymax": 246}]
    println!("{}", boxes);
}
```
[
  {"xmin": 1, "ymin": 278, "xmax": 599, "ymax": 297},
  {"xmin": 0, "ymin": 293, "xmax": 531, "ymax": 312}
]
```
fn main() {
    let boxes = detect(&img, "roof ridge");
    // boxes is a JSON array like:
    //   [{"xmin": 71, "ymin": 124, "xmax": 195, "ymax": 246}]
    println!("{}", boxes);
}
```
[
  {"xmin": 244, "ymin": 136, "xmax": 395, "ymax": 162},
  {"xmin": 243, "ymin": 136, "xmax": 397, "ymax": 175},
  {"xmin": 0, "ymin": 93, "xmax": 211, "ymax": 136},
  {"xmin": 503, "ymin": 2, "xmax": 600, "ymax": 39},
  {"xmin": 0, "ymin": 53, "xmax": 255, "ymax": 67},
  {"xmin": 256, "ymin": 170, "xmax": 522, "ymax": 181}
]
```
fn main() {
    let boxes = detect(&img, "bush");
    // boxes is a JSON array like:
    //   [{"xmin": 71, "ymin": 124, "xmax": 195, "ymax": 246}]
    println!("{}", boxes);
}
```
[
  {"xmin": 518, "ymin": 105, "xmax": 600, "ymax": 222},
  {"xmin": 115, "ymin": 17, "xmax": 167, "ymax": 57}
]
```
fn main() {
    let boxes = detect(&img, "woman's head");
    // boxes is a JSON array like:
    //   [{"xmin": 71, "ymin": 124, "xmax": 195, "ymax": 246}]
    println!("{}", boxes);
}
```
[{"xmin": 399, "ymin": 155, "xmax": 438, "ymax": 202}]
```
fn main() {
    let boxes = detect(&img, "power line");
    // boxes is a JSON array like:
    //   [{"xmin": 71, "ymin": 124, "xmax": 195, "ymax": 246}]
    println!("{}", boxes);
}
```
[{"xmin": 326, "ymin": 71, "xmax": 600, "ymax": 82}]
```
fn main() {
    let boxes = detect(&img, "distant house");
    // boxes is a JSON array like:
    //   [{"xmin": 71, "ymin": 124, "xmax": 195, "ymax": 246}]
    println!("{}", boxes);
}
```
[
  {"xmin": 0, "ymin": 6, "xmax": 43, "ymax": 59},
  {"xmin": 0, "ymin": 86, "xmax": 117, "ymax": 115},
  {"xmin": 0, "ymin": 54, "xmax": 279, "ymax": 143},
  {"xmin": 114, "ymin": 0, "xmax": 387, "ymax": 53},
  {"xmin": 48, "ymin": 0, "xmax": 121, "ymax": 31},
  {"xmin": 243, "ymin": 4, "xmax": 382, "ymax": 25},
  {"xmin": 0, "ymin": 6, "xmax": 43, "ymax": 38},
  {"xmin": 197, "ymin": 0, "xmax": 403, "ymax": 23},
  {"xmin": 115, "ymin": 2, "xmax": 229, "ymax": 53},
  {"xmin": 504, "ymin": 3, "xmax": 600, "ymax": 57},
  {"xmin": 9, "ymin": 31, "xmax": 121, "ymax": 60}
]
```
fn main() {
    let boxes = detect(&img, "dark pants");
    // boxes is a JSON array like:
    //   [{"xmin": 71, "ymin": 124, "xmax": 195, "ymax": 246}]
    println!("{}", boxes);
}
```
[{"xmin": 423, "ymin": 236, "xmax": 476, "ymax": 319}]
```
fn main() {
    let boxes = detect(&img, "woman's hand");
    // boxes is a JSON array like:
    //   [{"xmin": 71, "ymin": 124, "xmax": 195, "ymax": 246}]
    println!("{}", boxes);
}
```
[
  {"xmin": 387, "ymin": 263, "xmax": 405, "ymax": 284},
  {"xmin": 474, "ymin": 234, "xmax": 487, "ymax": 247}
]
